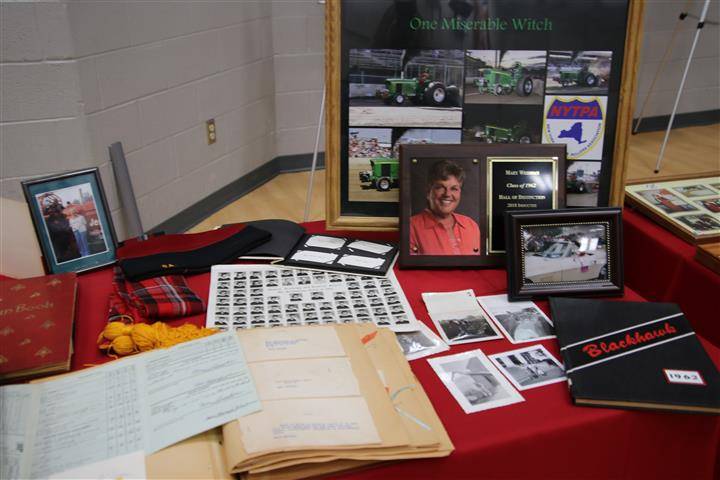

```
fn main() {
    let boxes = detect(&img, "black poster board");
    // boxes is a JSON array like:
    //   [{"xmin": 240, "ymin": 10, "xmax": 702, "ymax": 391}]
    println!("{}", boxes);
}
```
[{"xmin": 326, "ymin": 0, "xmax": 642, "ymax": 230}]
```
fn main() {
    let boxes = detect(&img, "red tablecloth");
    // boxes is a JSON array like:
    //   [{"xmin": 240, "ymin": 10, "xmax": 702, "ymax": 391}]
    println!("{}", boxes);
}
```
[
  {"xmin": 623, "ymin": 207, "xmax": 720, "ymax": 346},
  {"xmin": 72, "ymin": 221, "xmax": 720, "ymax": 480}
]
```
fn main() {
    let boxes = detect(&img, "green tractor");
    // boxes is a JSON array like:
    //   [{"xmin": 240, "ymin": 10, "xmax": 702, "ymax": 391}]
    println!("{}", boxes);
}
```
[
  {"xmin": 359, "ymin": 158, "xmax": 399, "ymax": 191},
  {"xmin": 475, "ymin": 62, "xmax": 534, "ymax": 96},
  {"xmin": 376, "ymin": 73, "xmax": 460, "ymax": 107},
  {"xmin": 554, "ymin": 65, "xmax": 597, "ymax": 87},
  {"xmin": 474, "ymin": 122, "xmax": 532, "ymax": 144}
]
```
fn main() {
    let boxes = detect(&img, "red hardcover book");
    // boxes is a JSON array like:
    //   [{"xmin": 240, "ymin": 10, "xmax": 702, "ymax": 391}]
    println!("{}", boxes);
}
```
[{"xmin": 0, "ymin": 273, "xmax": 77, "ymax": 383}]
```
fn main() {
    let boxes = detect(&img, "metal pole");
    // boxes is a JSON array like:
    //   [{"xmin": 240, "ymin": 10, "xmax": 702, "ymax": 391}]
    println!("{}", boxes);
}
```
[
  {"xmin": 654, "ymin": 0, "xmax": 711, "ymax": 173},
  {"xmin": 304, "ymin": 86, "xmax": 326, "ymax": 222},
  {"xmin": 108, "ymin": 142, "xmax": 145, "ymax": 239}
]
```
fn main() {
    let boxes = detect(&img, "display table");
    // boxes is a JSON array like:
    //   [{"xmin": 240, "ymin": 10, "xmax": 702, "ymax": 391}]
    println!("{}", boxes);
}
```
[
  {"xmin": 624, "ymin": 207, "xmax": 720, "ymax": 346},
  {"xmin": 71, "ymin": 220, "xmax": 720, "ymax": 480}
]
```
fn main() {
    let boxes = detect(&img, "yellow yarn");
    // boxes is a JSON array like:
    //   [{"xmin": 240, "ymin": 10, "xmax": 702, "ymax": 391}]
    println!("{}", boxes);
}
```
[{"xmin": 98, "ymin": 321, "xmax": 218, "ymax": 357}]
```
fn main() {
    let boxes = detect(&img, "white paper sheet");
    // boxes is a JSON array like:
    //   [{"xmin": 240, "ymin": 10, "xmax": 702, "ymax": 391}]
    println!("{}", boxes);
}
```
[
  {"xmin": 304, "ymin": 235, "xmax": 347, "ymax": 250},
  {"xmin": 346, "ymin": 240, "xmax": 393, "ymax": 255},
  {"xmin": 48, "ymin": 450, "xmax": 146, "ymax": 479},
  {"xmin": 239, "ymin": 398, "xmax": 381, "ymax": 454},
  {"xmin": 0, "ymin": 385, "xmax": 38, "ymax": 480},
  {"xmin": 290, "ymin": 250, "xmax": 339, "ymax": 264},
  {"xmin": 337, "ymin": 254, "xmax": 385, "ymax": 270},
  {"xmin": 249, "ymin": 357, "xmax": 360, "ymax": 400}
]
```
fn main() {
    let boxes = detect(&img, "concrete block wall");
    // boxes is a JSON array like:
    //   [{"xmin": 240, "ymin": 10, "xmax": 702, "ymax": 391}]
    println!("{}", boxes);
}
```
[
  {"xmin": 272, "ymin": 1, "xmax": 325, "ymax": 157},
  {"xmin": 634, "ymin": 0, "xmax": 720, "ymax": 118}
]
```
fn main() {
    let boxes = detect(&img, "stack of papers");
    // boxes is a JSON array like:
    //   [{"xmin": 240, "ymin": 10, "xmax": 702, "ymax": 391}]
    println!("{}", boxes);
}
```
[{"xmin": 222, "ymin": 324, "xmax": 453, "ymax": 479}]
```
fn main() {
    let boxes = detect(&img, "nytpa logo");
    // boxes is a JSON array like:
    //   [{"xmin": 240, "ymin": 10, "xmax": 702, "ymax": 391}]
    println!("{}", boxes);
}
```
[{"xmin": 542, "ymin": 96, "xmax": 607, "ymax": 160}]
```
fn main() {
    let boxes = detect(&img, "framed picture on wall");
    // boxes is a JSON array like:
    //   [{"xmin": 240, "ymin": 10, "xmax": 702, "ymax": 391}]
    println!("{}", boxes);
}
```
[
  {"xmin": 505, "ymin": 207, "xmax": 624, "ymax": 300},
  {"xmin": 22, "ymin": 168, "xmax": 117, "ymax": 274},
  {"xmin": 324, "ymin": 0, "xmax": 643, "ymax": 230},
  {"xmin": 398, "ymin": 144, "xmax": 564, "ymax": 268}
]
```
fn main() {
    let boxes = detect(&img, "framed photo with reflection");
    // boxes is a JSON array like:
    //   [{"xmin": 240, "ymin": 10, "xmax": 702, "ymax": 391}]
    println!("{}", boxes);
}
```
[{"xmin": 505, "ymin": 208, "xmax": 623, "ymax": 300}]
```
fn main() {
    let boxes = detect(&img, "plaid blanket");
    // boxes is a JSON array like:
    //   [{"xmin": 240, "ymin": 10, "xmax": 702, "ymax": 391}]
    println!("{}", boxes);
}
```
[{"xmin": 108, "ymin": 267, "xmax": 205, "ymax": 322}]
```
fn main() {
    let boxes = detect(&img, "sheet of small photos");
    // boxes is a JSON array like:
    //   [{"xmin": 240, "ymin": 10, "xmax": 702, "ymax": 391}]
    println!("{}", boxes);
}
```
[{"xmin": 205, "ymin": 265, "xmax": 421, "ymax": 333}]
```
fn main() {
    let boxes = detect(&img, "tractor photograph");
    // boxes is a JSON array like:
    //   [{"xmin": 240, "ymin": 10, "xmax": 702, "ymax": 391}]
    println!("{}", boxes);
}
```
[
  {"xmin": 376, "ymin": 71, "xmax": 461, "ymax": 107},
  {"xmin": 546, "ymin": 50, "xmax": 612, "ymax": 95},
  {"xmin": 465, "ymin": 50, "xmax": 546, "ymax": 105},
  {"xmin": 359, "ymin": 158, "xmax": 399, "ymax": 191},
  {"xmin": 553, "ymin": 64, "xmax": 597, "ymax": 88},
  {"xmin": 473, "ymin": 122, "xmax": 532, "ymax": 144},
  {"xmin": 475, "ymin": 62, "xmax": 534, "ymax": 97}
]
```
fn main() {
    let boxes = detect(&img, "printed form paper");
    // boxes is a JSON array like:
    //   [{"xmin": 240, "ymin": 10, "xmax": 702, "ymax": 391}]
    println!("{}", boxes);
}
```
[
  {"xmin": 239, "ymin": 326, "xmax": 346, "ymax": 361},
  {"xmin": 249, "ymin": 358, "xmax": 360, "ymax": 400},
  {"xmin": 0, "ymin": 332, "xmax": 260, "ymax": 479},
  {"xmin": 1, "ymin": 385, "xmax": 38, "ymax": 480}
]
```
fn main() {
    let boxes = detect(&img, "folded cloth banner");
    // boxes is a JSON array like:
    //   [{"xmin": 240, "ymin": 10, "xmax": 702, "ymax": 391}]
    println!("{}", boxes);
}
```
[
  {"xmin": 108, "ymin": 267, "xmax": 205, "ymax": 322},
  {"xmin": 117, "ymin": 224, "xmax": 271, "ymax": 280}
]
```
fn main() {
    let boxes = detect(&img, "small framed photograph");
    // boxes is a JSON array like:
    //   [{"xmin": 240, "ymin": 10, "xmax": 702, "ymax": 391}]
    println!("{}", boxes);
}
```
[
  {"xmin": 22, "ymin": 168, "xmax": 117, "ymax": 274},
  {"xmin": 428, "ymin": 349, "xmax": 524, "ymax": 414},
  {"xmin": 399, "ymin": 143, "xmax": 564, "ymax": 268},
  {"xmin": 489, "ymin": 345, "xmax": 566, "ymax": 391},
  {"xmin": 477, "ymin": 294, "xmax": 555, "ymax": 343},
  {"xmin": 505, "ymin": 208, "xmax": 624, "ymax": 300}
]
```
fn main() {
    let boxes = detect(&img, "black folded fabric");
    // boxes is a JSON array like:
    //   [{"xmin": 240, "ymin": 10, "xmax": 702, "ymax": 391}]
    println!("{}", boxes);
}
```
[{"xmin": 118, "ymin": 225, "xmax": 271, "ymax": 281}]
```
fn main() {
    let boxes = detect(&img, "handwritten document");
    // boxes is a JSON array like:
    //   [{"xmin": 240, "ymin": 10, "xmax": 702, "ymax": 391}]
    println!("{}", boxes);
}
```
[{"xmin": 0, "ymin": 332, "xmax": 259, "ymax": 479}]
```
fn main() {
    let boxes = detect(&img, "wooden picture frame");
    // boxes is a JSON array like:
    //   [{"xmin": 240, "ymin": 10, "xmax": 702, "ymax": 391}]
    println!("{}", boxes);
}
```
[
  {"xmin": 624, "ymin": 172, "xmax": 720, "ymax": 244},
  {"xmin": 399, "ymin": 144, "xmax": 565, "ymax": 268},
  {"xmin": 22, "ymin": 168, "xmax": 118, "ymax": 274},
  {"xmin": 324, "ymin": 0, "xmax": 644, "ymax": 230},
  {"xmin": 505, "ymin": 208, "xmax": 624, "ymax": 300}
]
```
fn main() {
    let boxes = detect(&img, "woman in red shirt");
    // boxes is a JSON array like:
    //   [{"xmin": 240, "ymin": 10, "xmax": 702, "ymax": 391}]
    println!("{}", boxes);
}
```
[{"xmin": 410, "ymin": 160, "xmax": 481, "ymax": 255}]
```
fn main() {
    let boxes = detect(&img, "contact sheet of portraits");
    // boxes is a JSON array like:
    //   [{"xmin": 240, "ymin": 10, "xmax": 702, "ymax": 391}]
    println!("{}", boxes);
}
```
[{"xmin": 325, "ymin": 0, "xmax": 642, "ymax": 229}]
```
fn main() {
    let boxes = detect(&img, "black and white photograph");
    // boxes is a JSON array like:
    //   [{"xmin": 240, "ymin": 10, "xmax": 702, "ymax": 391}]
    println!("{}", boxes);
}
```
[
  {"xmin": 348, "ymin": 127, "xmax": 461, "ymax": 203},
  {"xmin": 521, "ymin": 223, "xmax": 609, "ymax": 283},
  {"xmin": 428, "ymin": 349, "xmax": 524, "ymax": 413},
  {"xmin": 422, "ymin": 290, "xmax": 502, "ymax": 345},
  {"xmin": 395, "ymin": 322, "xmax": 449, "ymax": 361},
  {"xmin": 465, "ymin": 50, "xmax": 546, "ymax": 105},
  {"xmin": 546, "ymin": 51, "xmax": 612, "ymax": 95},
  {"xmin": 477, "ymin": 294, "xmax": 555, "ymax": 344},
  {"xmin": 462, "ymin": 104, "xmax": 542, "ymax": 145},
  {"xmin": 489, "ymin": 345, "xmax": 566, "ymax": 391},
  {"xmin": 566, "ymin": 161, "xmax": 601, "ymax": 207},
  {"xmin": 348, "ymin": 49, "xmax": 464, "ymax": 127}
]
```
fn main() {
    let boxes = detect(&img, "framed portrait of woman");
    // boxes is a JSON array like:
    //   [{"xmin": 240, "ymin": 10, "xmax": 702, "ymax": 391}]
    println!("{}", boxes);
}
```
[{"xmin": 399, "ymin": 144, "xmax": 564, "ymax": 268}]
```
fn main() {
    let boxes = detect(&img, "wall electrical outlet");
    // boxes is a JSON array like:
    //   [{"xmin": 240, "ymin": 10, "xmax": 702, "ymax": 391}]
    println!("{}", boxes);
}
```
[{"xmin": 206, "ymin": 119, "xmax": 216, "ymax": 145}]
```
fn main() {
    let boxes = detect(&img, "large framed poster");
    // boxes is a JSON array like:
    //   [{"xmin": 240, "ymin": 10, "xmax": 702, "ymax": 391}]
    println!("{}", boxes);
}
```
[{"xmin": 325, "ymin": 0, "xmax": 643, "ymax": 230}]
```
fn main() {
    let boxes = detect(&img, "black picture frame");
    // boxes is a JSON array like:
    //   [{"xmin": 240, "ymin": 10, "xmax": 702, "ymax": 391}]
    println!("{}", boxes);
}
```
[
  {"xmin": 22, "ymin": 168, "xmax": 118, "ymax": 274},
  {"xmin": 505, "ymin": 208, "xmax": 623, "ymax": 300},
  {"xmin": 399, "ymin": 143, "xmax": 565, "ymax": 268}
]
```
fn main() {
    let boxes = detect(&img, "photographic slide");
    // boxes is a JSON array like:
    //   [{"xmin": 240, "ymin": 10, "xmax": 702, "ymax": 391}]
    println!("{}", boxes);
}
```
[
  {"xmin": 395, "ymin": 321, "xmax": 449, "ymax": 361},
  {"xmin": 428, "ymin": 349, "xmax": 524, "ymax": 414},
  {"xmin": 462, "ymin": 104, "xmax": 542, "ymax": 144},
  {"xmin": 521, "ymin": 223, "xmax": 609, "ymax": 284},
  {"xmin": 566, "ymin": 161, "xmax": 601, "ymax": 207},
  {"xmin": 676, "ymin": 213, "xmax": 720, "ymax": 232},
  {"xmin": 348, "ymin": 49, "xmax": 464, "ymax": 127},
  {"xmin": 489, "ymin": 345, "xmax": 566, "ymax": 391},
  {"xmin": 465, "ymin": 50, "xmax": 546, "ymax": 105},
  {"xmin": 635, "ymin": 188, "xmax": 698, "ymax": 214},
  {"xmin": 34, "ymin": 183, "xmax": 109, "ymax": 265},
  {"xmin": 477, "ymin": 294, "xmax": 555, "ymax": 344},
  {"xmin": 422, "ymin": 290, "xmax": 501, "ymax": 345},
  {"xmin": 546, "ymin": 50, "xmax": 612, "ymax": 95},
  {"xmin": 349, "ymin": 127, "xmax": 461, "ymax": 203}
]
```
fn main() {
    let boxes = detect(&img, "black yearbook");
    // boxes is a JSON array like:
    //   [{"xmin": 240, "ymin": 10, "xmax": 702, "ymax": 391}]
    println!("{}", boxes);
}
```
[{"xmin": 550, "ymin": 298, "xmax": 720, "ymax": 414}]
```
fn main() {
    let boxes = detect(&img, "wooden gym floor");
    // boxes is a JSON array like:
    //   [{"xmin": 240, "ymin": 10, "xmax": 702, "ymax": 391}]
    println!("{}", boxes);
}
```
[{"xmin": 189, "ymin": 123, "xmax": 720, "ymax": 233}]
